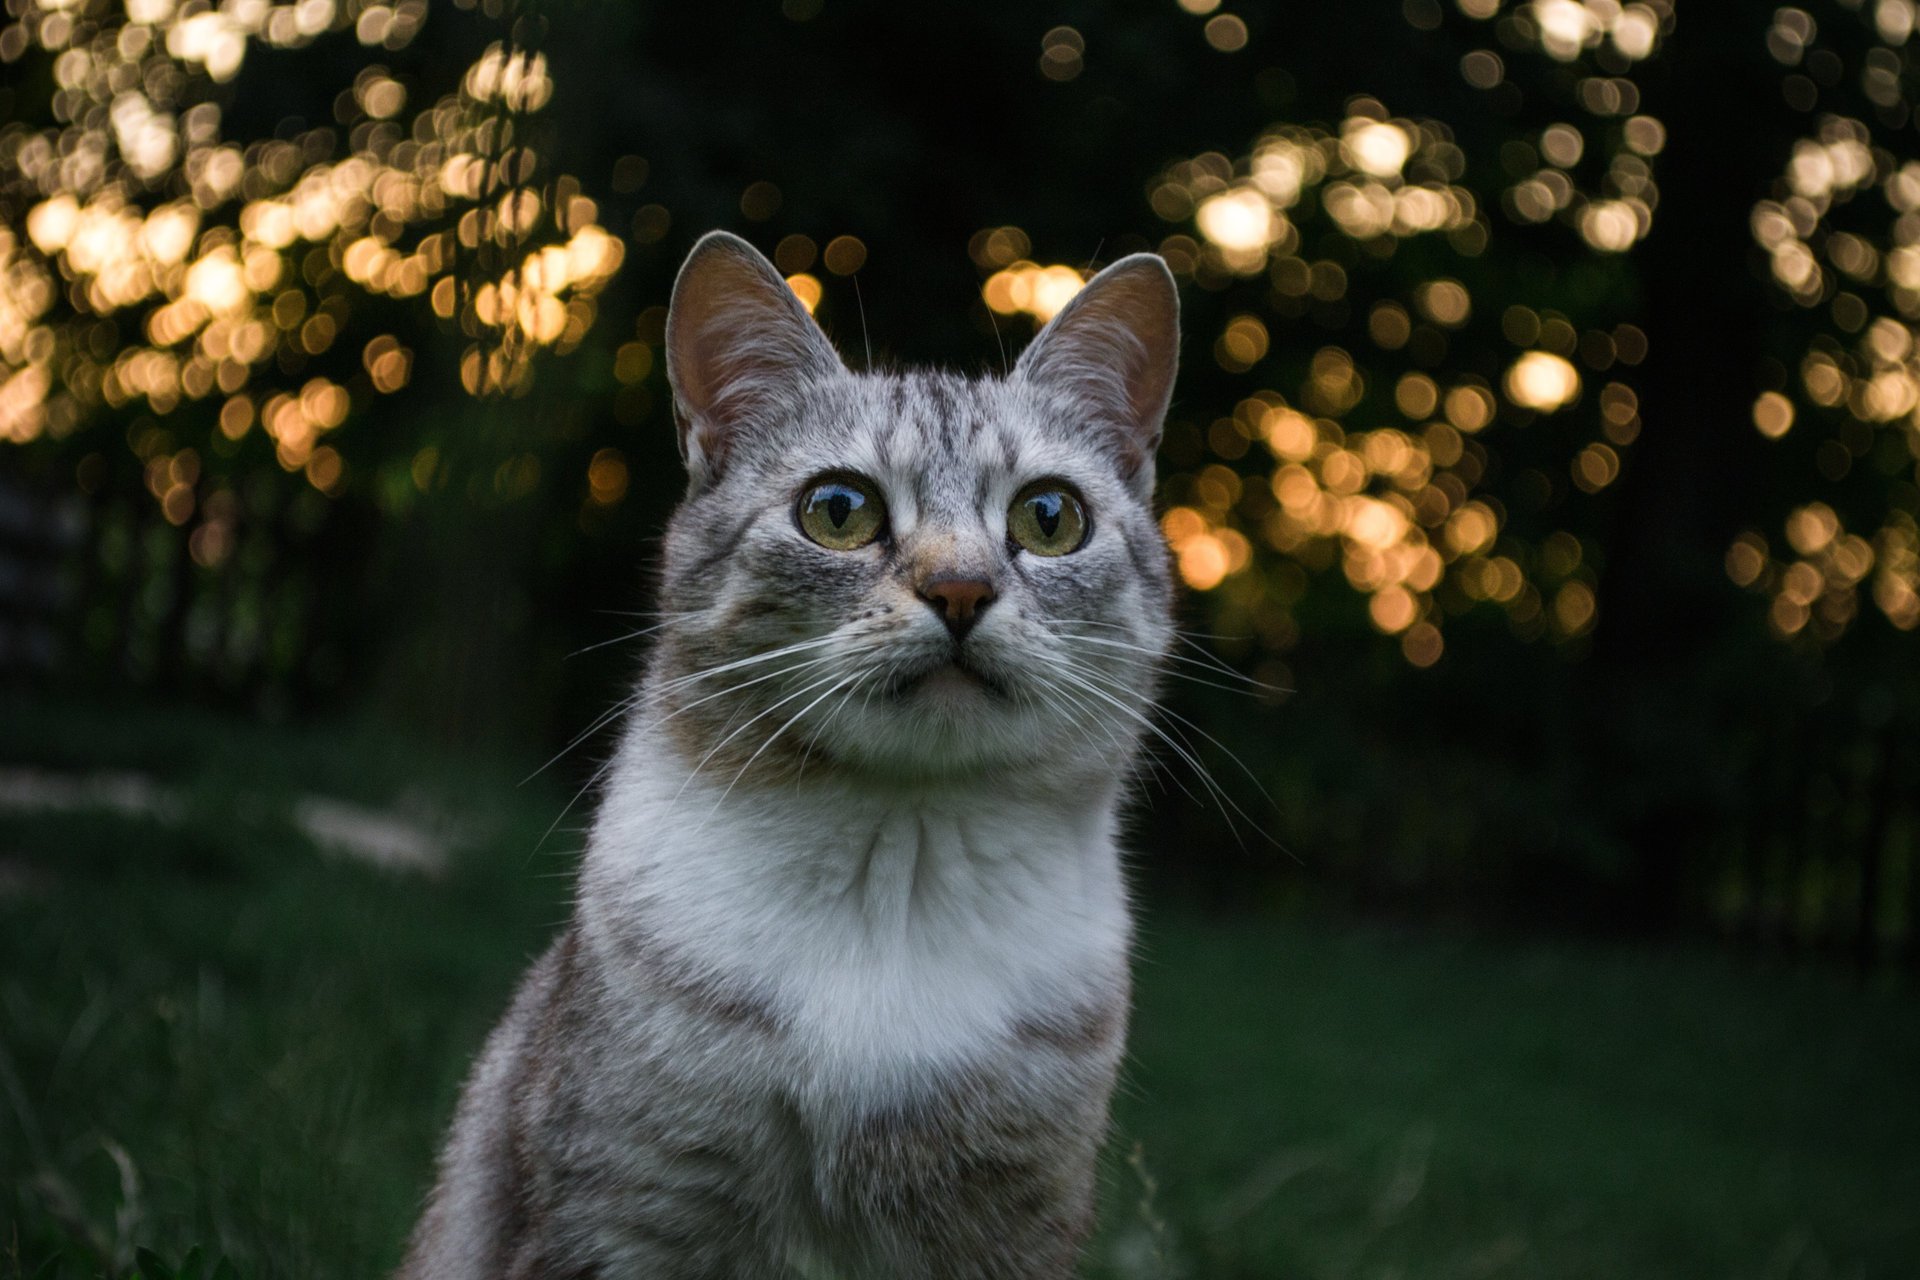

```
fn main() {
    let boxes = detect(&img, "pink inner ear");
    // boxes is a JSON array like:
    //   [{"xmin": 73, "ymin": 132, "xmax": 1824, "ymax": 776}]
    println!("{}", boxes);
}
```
[
  {"xmin": 668, "ymin": 252, "xmax": 799, "ymax": 419},
  {"xmin": 665, "ymin": 233, "xmax": 845, "ymax": 476},
  {"xmin": 1084, "ymin": 274, "xmax": 1179, "ymax": 437},
  {"xmin": 1015, "ymin": 255, "xmax": 1181, "ymax": 476}
]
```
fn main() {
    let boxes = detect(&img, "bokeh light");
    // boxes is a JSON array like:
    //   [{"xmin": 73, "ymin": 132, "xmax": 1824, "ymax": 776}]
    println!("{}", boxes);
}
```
[
  {"xmin": 1052, "ymin": 20, "xmax": 1663, "ymax": 666},
  {"xmin": 1729, "ymin": 2, "xmax": 1920, "ymax": 642},
  {"xmin": 1505, "ymin": 351, "xmax": 1581, "ymax": 411},
  {"xmin": 0, "ymin": 0, "xmax": 622, "ymax": 480}
]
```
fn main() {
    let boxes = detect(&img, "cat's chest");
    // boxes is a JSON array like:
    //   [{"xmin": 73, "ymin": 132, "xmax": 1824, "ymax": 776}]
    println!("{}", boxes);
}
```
[
  {"xmin": 589, "ymin": 785, "xmax": 1131, "ymax": 1090},
  {"xmin": 750, "ymin": 836, "xmax": 1120, "ymax": 1083},
  {"xmin": 566, "ymin": 787, "xmax": 1128, "ymax": 1275},
  {"xmin": 772, "ymin": 901, "xmax": 1123, "ymax": 1093}
]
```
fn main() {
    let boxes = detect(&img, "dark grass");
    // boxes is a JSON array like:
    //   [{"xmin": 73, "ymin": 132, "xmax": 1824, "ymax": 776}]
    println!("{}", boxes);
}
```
[{"xmin": 3, "ymin": 699, "xmax": 1916, "ymax": 1278}]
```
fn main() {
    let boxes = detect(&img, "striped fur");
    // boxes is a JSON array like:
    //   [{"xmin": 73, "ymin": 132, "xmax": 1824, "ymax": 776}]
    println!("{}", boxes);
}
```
[{"xmin": 399, "ymin": 233, "xmax": 1179, "ymax": 1279}]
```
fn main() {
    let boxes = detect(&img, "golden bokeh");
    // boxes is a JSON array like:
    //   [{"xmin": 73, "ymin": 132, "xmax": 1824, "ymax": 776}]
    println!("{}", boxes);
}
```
[
  {"xmin": 1505, "ymin": 351, "xmax": 1581, "ymax": 412},
  {"xmin": 0, "ymin": 0, "xmax": 624, "ymax": 491},
  {"xmin": 785, "ymin": 273, "xmax": 824, "ymax": 316},
  {"xmin": 586, "ymin": 446, "xmax": 629, "ymax": 507},
  {"xmin": 822, "ymin": 235, "xmax": 868, "ymax": 276},
  {"xmin": 1731, "ymin": 16, "xmax": 1920, "ymax": 642},
  {"xmin": 1099, "ymin": 32, "xmax": 1655, "ymax": 665},
  {"xmin": 1203, "ymin": 14, "xmax": 1248, "ymax": 53},
  {"xmin": 981, "ymin": 262, "xmax": 1086, "ymax": 323},
  {"xmin": 1039, "ymin": 26, "xmax": 1084, "ymax": 81},
  {"xmin": 1752, "ymin": 390, "xmax": 1795, "ymax": 439}
]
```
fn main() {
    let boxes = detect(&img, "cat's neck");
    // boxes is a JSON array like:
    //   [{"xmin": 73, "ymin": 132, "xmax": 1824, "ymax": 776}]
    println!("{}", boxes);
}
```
[
  {"xmin": 575, "ymin": 718, "xmax": 1132, "ymax": 1088},
  {"xmin": 584, "ymin": 717, "xmax": 1123, "ymax": 908}
]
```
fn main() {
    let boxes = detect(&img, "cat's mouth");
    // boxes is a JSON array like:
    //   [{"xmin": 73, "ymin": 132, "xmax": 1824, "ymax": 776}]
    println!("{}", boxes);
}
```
[{"xmin": 886, "ymin": 654, "xmax": 1008, "ymax": 700}]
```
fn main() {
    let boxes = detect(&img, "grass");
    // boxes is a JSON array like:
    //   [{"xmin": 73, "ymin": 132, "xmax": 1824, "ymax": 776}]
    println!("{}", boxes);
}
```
[{"xmin": 2, "ymin": 698, "xmax": 1916, "ymax": 1279}]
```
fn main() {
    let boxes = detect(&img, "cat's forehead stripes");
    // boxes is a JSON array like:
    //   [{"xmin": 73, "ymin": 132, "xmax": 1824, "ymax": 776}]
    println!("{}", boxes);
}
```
[
  {"xmin": 798, "ymin": 372, "xmax": 1086, "ymax": 530},
  {"xmin": 407, "ymin": 236, "xmax": 1174, "ymax": 1280}
]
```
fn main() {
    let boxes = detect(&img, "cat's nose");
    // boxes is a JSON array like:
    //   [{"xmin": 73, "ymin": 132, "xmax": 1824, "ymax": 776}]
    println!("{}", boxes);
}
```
[{"xmin": 916, "ymin": 575, "xmax": 996, "ymax": 640}]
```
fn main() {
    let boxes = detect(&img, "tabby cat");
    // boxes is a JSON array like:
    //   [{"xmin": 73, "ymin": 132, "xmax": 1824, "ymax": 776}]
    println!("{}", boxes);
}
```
[{"xmin": 398, "ymin": 230, "xmax": 1179, "ymax": 1279}]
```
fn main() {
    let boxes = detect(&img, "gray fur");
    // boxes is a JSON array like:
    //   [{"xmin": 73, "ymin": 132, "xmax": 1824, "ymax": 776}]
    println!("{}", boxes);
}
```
[{"xmin": 398, "ymin": 232, "xmax": 1179, "ymax": 1279}]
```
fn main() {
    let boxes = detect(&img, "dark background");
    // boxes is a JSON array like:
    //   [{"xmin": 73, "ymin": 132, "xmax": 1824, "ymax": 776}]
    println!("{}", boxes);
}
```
[
  {"xmin": 7, "ymin": 0, "xmax": 1915, "ymax": 952},
  {"xmin": 3, "ymin": 1, "xmax": 1918, "ymax": 1275}
]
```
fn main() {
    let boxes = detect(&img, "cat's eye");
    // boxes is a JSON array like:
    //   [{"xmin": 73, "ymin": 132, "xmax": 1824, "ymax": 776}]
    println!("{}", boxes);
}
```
[
  {"xmin": 796, "ymin": 474, "xmax": 887, "ymax": 550},
  {"xmin": 1008, "ymin": 481, "xmax": 1089, "ymax": 557}
]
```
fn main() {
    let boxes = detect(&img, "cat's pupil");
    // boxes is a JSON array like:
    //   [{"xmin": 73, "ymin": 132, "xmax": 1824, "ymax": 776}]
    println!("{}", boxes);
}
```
[
  {"xmin": 827, "ymin": 491, "xmax": 853, "ymax": 527},
  {"xmin": 1033, "ymin": 495, "xmax": 1061, "ymax": 538}
]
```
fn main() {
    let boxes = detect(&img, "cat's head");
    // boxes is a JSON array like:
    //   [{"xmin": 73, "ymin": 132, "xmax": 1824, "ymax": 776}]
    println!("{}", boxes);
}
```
[{"xmin": 647, "ymin": 231, "xmax": 1177, "ymax": 784}]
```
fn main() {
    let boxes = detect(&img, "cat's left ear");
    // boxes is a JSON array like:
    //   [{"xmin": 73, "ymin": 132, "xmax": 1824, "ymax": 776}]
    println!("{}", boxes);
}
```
[
  {"xmin": 666, "ymin": 231, "xmax": 846, "ymax": 486},
  {"xmin": 1013, "ymin": 254, "xmax": 1180, "ymax": 493}
]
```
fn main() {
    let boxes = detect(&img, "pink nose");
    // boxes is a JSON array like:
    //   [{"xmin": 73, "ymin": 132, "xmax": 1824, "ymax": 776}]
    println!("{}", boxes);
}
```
[{"xmin": 917, "ymin": 576, "xmax": 996, "ymax": 639}]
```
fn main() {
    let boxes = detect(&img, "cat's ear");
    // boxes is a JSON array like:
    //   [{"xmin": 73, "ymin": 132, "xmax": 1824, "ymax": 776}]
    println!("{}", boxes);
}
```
[
  {"xmin": 1013, "ymin": 254, "xmax": 1179, "ymax": 490},
  {"xmin": 666, "ymin": 231, "xmax": 846, "ymax": 484}
]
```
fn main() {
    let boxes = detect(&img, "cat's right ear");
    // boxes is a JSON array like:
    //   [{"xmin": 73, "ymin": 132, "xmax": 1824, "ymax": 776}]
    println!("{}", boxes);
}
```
[
  {"xmin": 1012, "ymin": 253, "xmax": 1179, "ymax": 497},
  {"xmin": 665, "ymin": 231, "xmax": 846, "ymax": 486}
]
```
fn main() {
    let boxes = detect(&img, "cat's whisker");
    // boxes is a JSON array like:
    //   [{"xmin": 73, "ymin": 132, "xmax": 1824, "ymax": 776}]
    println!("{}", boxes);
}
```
[
  {"xmin": 1062, "ymin": 616, "xmax": 1255, "ymax": 665},
  {"xmin": 1026, "ymin": 663, "xmax": 1133, "ymax": 751},
  {"xmin": 1049, "ymin": 651, "xmax": 1285, "ymax": 822},
  {"xmin": 1032, "ymin": 652, "xmax": 1277, "ymax": 852},
  {"xmin": 1071, "ymin": 690, "xmax": 1293, "ymax": 864},
  {"xmin": 792, "ymin": 679, "xmax": 849, "ymax": 782},
  {"xmin": 1065, "ymin": 634, "xmax": 1266, "ymax": 689},
  {"xmin": 531, "ymin": 646, "xmax": 865, "ymax": 848},
  {"xmin": 525, "ymin": 689, "xmax": 649, "ymax": 787},
  {"xmin": 793, "ymin": 665, "xmax": 882, "ymax": 782},
  {"xmin": 531, "ymin": 751, "xmax": 624, "ymax": 861},
  {"xmin": 1067, "ymin": 667, "xmax": 1265, "ymax": 785},
  {"xmin": 1026, "ymin": 675, "xmax": 1129, "ymax": 760},
  {"xmin": 1164, "ymin": 628, "xmax": 1293, "ymax": 690},
  {"xmin": 643, "ymin": 634, "xmax": 849, "ymax": 700},
  {"xmin": 1059, "ymin": 621, "xmax": 1288, "ymax": 693},
  {"xmin": 1170, "ymin": 624, "xmax": 1255, "ymax": 643},
  {"xmin": 566, "ymin": 616, "xmax": 693, "ymax": 660},
  {"xmin": 642, "ymin": 651, "xmax": 849, "ymax": 731},
  {"xmin": 526, "ymin": 636, "xmax": 845, "ymax": 786},
  {"xmin": 984, "ymin": 298, "xmax": 1010, "ymax": 378},
  {"xmin": 533, "ymin": 637, "xmax": 817, "ymax": 786},
  {"xmin": 1071, "ymin": 694, "xmax": 1248, "ymax": 846},
  {"xmin": 1033, "ymin": 673, "xmax": 1201, "ymax": 809},
  {"xmin": 1071, "ymin": 644, "xmax": 1276, "ymax": 700},
  {"xmin": 587, "ymin": 607, "xmax": 703, "ymax": 621},
  {"xmin": 670, "ymin": 656, "xmax": 881, "ymax": 808},
  {"xmin": 702, "ymin": 669, "xmax": 870, "ymax": 826},
  {"xmin": 615, "ymin": 638, "xmax": 855, "ymax": 743}
]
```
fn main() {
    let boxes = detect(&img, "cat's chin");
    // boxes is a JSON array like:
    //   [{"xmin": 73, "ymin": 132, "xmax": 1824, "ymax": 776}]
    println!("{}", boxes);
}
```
[
  {"xmin": 809, "ymin": 666, "xmax": 1057, "ymax": 779},
  {"xmin": 888, "ymin": 657, "xmax": 1007, "ymax": 703}
]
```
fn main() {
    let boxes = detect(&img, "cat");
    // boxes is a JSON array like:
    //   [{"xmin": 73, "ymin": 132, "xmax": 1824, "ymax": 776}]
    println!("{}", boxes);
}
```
[{"xmin": 397, "ymin": 230, "xmax": 1179, "ymax": 1280}]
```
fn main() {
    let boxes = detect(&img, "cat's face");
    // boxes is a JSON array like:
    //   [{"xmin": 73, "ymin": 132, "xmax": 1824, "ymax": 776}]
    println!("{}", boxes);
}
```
[{"xmin": 649, "ymin": 233, "xmax": 1178, "ymax": 784}]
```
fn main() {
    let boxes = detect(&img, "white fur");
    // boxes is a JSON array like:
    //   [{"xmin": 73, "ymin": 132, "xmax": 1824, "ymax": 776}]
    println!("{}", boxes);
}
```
[
  {"xmin": 581, "ymin": 719, "xmax": 1133, "ymax": 1111},
  {"xmin": 400, "ymin": 234, "xmax": 1178, "ymax": 1278}
]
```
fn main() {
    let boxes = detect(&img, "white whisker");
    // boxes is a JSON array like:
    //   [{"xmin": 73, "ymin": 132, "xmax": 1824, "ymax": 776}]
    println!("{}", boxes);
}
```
[
  {"xmin": 1032, "ymin": 650, "xmax": 1282, "ymax": 853},
  {"xmin": 525, "ymin": 634, "xmax": 849, "ymax": 785},
  {"xmin": 1057, "ymin": 654, "xmax": 1280, "ymax": 809},
  {"xmin": 671, "ymin": 655, "xmax": 878, "ymax": 805},
  {"xmin": 706, "ymin": 670, "xmax": 869, "ymax": 820}
]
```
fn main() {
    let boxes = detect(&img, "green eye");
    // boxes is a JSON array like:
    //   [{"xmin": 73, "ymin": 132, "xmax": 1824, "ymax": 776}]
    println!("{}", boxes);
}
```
[
  {"xmin": 797, "ymin": 475, "xmax": 886, "ymax": 550},
  {"xmin": 1008, "ymin": 481, "xmax": 1089, "ymax": 556}
]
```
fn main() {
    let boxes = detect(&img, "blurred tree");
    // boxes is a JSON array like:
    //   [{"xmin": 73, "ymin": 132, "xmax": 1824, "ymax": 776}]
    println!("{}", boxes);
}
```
[
  {"xmin": 0, "ymin": 0, "xmax": 622, "ymax": 731},
  {"xmin": 2, "ymin": 0, "xmax": 1915, "ymax": 953}
]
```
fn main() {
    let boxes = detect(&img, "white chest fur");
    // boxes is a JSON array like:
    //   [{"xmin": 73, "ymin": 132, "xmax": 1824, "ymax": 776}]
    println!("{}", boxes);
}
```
[{"xmin": 578, "ymin": 724, "xmax": 1133, "ymax": 1102}]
